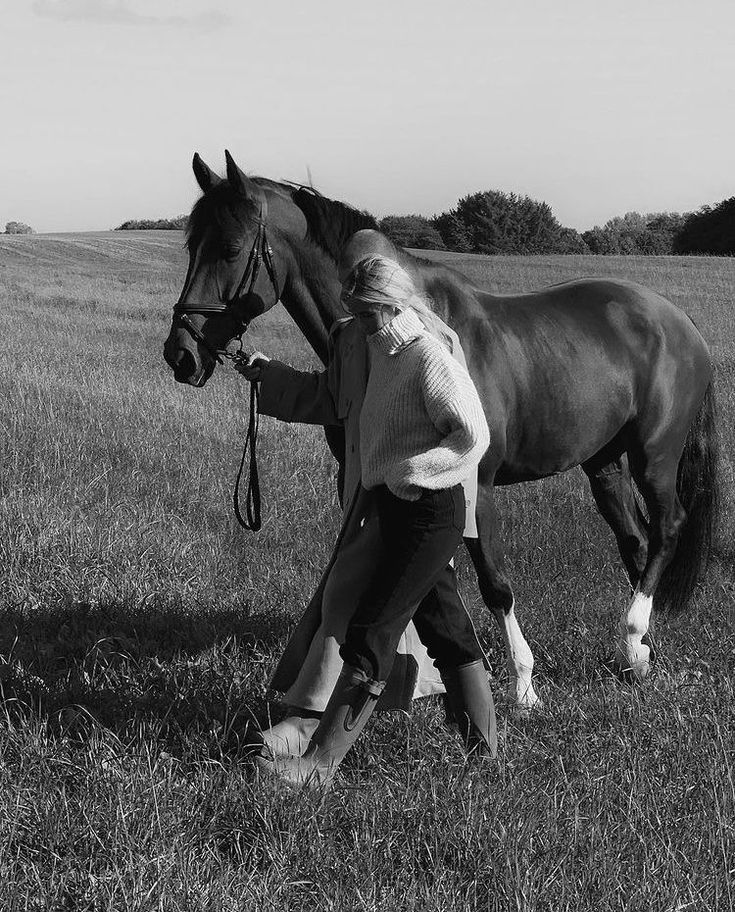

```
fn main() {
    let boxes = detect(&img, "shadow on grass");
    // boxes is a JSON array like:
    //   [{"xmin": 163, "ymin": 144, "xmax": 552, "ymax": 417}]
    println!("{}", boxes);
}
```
[{"xmin": 0, "ymin": 598, "xmax": 294, "ymax": 758}]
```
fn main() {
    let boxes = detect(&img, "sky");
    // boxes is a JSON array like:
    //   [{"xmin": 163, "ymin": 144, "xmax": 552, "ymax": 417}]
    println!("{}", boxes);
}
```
[{"xmin": 1, "ymin": 0, "xmax": 734, "ymax": 233}]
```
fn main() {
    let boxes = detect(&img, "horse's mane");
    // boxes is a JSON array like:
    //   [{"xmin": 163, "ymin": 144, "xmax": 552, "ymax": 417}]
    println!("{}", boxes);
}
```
[
  {"xmin": 292, "ymin": 187, "xmax": 378, "ymax": 262},
  {"xmin": 185, "ymin": 179, "xmax": 377, "ymax": 262},
  {"xmin": 288, "ymin": 186, "xmax": 482, "ymax": 322}
]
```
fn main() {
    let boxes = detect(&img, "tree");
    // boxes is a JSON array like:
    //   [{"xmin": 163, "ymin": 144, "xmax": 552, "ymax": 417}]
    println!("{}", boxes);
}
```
[
  {"xmin": 5, "ymin": 221, "xmax": 34, "ymax": 234},
  {"xmin": 431, "ymin": 212, "xmax": 474, "ymax": 253},
  {"xmin": 582, "ymin": 212, "xmax": 645, "ymax": 254},
  {"xmin": 674, "ymin": 198, "xmax": 735, "ymax": 255},
  {"xmin": 582, "ymin": 211, "xmax": 687, "ymax": 255},
  {"xmin": 645, "ymin": 212, "xmax": 687, "ymax": 254},
  {"xmin": 378, "ymin": 215, "xmax": 446, "ymax": 250},
  {"xmin": 433, "ymin": 190, "xmax": 586, "ymax": 255},
  {"xmin": 115, "ymin": 215, "xmax": 188, "ymax": 230},
  {"xmin": 555, "ymin": 226, "xmax": 590, "ymax": 255}
]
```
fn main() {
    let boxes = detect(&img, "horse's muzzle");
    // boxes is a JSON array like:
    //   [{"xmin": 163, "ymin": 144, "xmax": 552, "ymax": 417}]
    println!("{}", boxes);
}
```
[{"xmin": 163, "ymin": 344, "xmax": 205, "ymax": 386}]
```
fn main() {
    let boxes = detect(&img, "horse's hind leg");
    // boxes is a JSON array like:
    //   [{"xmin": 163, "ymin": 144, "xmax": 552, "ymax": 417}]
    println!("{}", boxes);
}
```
[
  {"xmin": 582, "ymin": 453, "xmax": 649, "ymax": 588},
  {"xmin": 612, "ymin": 446, "xmax": 686, "ymax": 679},
  {"xmin": 465, "ymin": 485, "xmax": 541, "ymax": 714}
]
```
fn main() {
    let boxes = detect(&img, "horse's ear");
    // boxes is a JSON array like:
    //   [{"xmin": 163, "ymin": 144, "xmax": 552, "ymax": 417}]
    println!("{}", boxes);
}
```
[
  {"xmin": 224, "ymin": 149, "xmax": 259, "ymax": 198},
  {"xmin": 192, "ymin": 153, "xmax": 221, "ymax": 192}
]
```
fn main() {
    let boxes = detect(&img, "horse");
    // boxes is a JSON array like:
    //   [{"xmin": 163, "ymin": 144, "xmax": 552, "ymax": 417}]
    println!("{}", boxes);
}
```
[{"xmin": 163, "ymin": 150, "xmax": 719, "ymax": 713}]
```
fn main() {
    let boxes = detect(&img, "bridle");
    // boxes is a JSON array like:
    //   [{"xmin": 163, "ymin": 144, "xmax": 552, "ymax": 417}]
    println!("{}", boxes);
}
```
[
  {"xmin": 173, "ymin": 197, "xmax": 280, "ymax": 364},
  {"xmin": 172, "ymin": 198, "xmax": 281, "ymax": 533}
]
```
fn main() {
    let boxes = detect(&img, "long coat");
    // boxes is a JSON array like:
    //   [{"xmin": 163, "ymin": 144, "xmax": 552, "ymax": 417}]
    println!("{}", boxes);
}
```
[{"xmin": 259, "ymin": 317, "xmax": 479, "ymax": 711}]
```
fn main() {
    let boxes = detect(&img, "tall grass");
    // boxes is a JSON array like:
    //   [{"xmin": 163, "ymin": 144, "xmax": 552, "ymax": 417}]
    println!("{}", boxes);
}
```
[{"xmin": 0, "ymin": 233, "xmax": 733, "ymax": 910}]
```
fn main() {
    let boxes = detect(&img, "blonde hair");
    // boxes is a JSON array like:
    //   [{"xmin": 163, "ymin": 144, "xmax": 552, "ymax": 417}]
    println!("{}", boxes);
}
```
[{"xmin": 340, "ymin": 255, "xmax": 452, "ymax": 348}]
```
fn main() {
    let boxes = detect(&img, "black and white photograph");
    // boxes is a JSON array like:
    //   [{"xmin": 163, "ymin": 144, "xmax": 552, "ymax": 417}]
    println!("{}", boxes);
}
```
[{"xmin": 1, "ymin": 1, "xmax": 733, "ymax": 908}]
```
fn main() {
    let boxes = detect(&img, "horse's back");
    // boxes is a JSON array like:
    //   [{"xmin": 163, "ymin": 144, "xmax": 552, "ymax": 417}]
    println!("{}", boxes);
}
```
[
  {"xmin": 479, "ymin": 277, "xmax": 710, "ymax": 386},
  {"xmin": 480, "ymin": 277, "xmax": 699, "ymax": 337},
  {"xmin": 459, "ymin": 278, "xmax": 712, "ymax": 482}
]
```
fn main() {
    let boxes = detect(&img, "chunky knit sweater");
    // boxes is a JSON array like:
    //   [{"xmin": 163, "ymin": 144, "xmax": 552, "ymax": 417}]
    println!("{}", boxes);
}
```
[{"xmin": 360, "ymin": 308, "xmax": 490, "ymax": 501}]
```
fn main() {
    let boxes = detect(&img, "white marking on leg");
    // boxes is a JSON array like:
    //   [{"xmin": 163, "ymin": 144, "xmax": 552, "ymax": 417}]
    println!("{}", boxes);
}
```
[
  {"xmin": 614, "ymin": 590, "xmax": 652, "ymax": 679},
  {"xmin": 500, "ymin": 601, "xmax": 540, "ymax": 714}
]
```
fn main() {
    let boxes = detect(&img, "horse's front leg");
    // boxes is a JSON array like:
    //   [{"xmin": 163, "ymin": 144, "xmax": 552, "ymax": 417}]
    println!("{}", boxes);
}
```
[{"xmin": 465, "ymin": 485, "xmax": 541, "ymax": 715}]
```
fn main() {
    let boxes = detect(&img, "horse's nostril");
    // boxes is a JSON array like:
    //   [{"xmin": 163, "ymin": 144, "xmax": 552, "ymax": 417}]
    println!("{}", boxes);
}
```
[
  {"xmin": 175, "ymin": 349, "xmax": 197, "ymax": 380},
  {"xmin": 164, "ymin": 345, "xmax": 198, "ymax": 382}
]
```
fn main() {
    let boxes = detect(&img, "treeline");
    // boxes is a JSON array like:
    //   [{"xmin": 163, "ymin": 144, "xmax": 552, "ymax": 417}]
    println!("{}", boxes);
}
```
[
  {"xmin": 380, "ymin": 192, "xmax": 735, "ymax": 256},
  {"xmin": 114, "ymin": 191, "xmax": 735, "ymax": 256},
  {"xmin": 115, "ymin": 215, "xmax": 188, "ymax": 230}
]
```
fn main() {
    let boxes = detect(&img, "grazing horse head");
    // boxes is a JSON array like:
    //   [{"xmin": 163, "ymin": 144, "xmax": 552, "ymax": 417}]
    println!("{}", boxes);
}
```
[{"xmin": 163, "ymin": 150, "xmax": 306, "ymax": 386}]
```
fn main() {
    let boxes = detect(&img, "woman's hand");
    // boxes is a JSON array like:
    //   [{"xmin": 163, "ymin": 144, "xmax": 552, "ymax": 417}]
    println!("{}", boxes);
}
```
[{"xmin": 235, "ymin": 351, "xmax": 270, "ymax": 381}]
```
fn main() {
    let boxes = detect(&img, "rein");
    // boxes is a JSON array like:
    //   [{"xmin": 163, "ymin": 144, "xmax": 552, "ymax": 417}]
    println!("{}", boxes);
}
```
[
  {"xmin": 233, "ymin": 377, "xmax": 261, "ymax": 532},
  {"xmin": 173, "ymin": 199, "xmax": 280, "ymax": 533}
]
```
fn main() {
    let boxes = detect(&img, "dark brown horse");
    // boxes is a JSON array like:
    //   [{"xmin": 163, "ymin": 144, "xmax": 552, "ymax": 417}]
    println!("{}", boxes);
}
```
[{"xmin": 164, "ymin": 151, "xmax": 718, "ymax": 712}]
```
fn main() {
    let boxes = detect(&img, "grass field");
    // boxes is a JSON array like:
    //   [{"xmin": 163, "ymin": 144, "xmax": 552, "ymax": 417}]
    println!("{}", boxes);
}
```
[{"xmin": 0, "ymin": 231, "xmax": 733, "ymax": 911}]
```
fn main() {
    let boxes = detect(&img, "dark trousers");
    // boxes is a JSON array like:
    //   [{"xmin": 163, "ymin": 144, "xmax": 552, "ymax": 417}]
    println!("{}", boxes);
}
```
[{"xmin": 340, "ymin": 484, "xmax": 484, "ymax": 683}]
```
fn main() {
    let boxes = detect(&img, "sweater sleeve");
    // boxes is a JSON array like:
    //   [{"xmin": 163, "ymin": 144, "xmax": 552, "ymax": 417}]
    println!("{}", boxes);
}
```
[
  {"xmin": 404, "ymin": 345, "xmax": 489, "ymax": 483},
  {"xmin": 258, "ymin": 360, "xmax": 340, "ymax": 426}
]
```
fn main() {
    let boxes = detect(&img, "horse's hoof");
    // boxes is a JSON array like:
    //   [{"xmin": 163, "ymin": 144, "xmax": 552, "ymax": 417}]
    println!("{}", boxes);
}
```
[
  {"xmin": 605, "ymin": 646, "xmax": 651, "ymax": 683},
  {"xmin": 511, "ymin": 702, "xmax": 542, "ymax": 720},
  {"xmin": 505, "ymin": 682, "xmax": 543, "ymax": 718}
]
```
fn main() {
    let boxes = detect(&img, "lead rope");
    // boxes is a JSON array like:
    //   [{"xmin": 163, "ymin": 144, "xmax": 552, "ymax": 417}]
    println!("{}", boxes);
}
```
[
  {"xmin": 232, "ymin": 376, "xmax": 262, "ymax": 532},
  {"xmin": 228, "ymin": 211, "xmax": 272, "ymax": 531}
]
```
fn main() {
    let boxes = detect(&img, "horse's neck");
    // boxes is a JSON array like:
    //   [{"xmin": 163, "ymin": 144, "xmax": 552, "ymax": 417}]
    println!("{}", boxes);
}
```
[
  {"xmin": 413, "ymin": 262, "xmax": 482, "ymax": 328},
  {"xmin": 341, "ymin": 230, "xmax": 481, "ymax": 328},
  {"xmin": 280, "ymin": 233, "xmax": 483, "ymax": 363},
  {"xmin": 281, "ymin": 244, "xmax": 343, "ymax": 365}
]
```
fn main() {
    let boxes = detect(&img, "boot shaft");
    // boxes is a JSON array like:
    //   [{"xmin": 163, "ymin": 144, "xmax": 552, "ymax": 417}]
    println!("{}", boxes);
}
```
[
  {"xmin": 441, "ymin": 659, "xmax": 498, "ymax": 757},
  {"xmin": 309, "ymin": 665, "xmax": 384, "ymax": 757},
  {"xmin": 256, "ymin": 664, "xmax": 383, "ymax": 788}
]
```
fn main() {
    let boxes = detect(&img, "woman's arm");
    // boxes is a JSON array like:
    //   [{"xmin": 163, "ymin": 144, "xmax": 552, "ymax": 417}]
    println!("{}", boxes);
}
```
[
  {"xmin": 259, "ymin": 359, "xmax": 340, "ymax": 426},
  {"xmin": 235, "ymin": 353, "xmax": 340, "ymax": 426},
  {"xmin": 407, "ymin": 346, "xmax": 490, "ymax": 482}
]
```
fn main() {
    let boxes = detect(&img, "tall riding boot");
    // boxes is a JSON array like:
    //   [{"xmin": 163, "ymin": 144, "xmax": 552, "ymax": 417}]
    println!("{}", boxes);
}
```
[
  {"xmin": 255, "ymin": 664, "xmax": 383, "ymax": 788},
  {"xmin": 441, "ymin": 659, "xmax": 498, "ymax": 757}
]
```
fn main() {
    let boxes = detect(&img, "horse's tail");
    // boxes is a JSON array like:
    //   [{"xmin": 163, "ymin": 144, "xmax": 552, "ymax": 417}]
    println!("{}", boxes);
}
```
[{"xmin": 657, "ymin": 378, "xmax": 720, "ymax": 613}]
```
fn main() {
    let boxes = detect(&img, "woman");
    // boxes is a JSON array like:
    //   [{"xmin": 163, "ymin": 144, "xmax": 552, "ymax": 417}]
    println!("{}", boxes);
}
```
[{"xmin": 242, "ymin": 255, "xmax": 497, "ymax": 787}]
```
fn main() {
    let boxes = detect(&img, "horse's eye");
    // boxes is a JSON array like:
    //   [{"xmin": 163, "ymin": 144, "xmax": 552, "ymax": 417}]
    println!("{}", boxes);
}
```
[{"xmin": 224, "ymin": 246, "xmax": 242, "ymax": 262}]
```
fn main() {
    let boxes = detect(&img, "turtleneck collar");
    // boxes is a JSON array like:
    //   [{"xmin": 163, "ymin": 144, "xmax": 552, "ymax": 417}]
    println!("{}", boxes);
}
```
[{"xmin": 369, "ymin": 307, "xmax": 425, "ymax": 356}]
